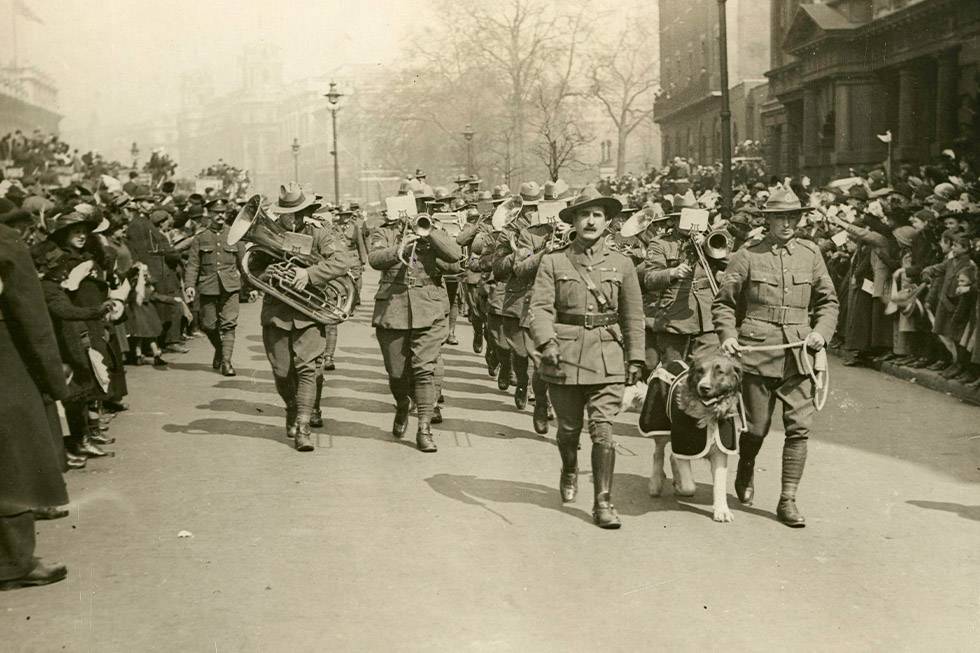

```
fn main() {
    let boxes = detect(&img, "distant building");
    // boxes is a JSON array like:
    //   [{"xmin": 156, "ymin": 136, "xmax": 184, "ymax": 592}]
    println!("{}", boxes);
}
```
[
  {"xmin": 0, "ymin": 66, "xmax": 61, "ymax": 136},
  {"xmin": 764, "ymin": 0, "xmax": 980, "ymax": 181},
  {"xmin": 654, "ymin": 0, "xmax": 771, "ymax": 165}
]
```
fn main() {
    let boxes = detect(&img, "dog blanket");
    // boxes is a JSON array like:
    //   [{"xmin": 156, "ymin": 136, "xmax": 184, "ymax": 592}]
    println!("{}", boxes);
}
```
[{"xmin": 638, "ymin": 360, "xmax": 741, "ymax": 459}]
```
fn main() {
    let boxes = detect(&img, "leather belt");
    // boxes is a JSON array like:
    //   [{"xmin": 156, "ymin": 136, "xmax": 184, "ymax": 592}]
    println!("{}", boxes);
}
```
[
  {"xmin": 745, "ymin": 305, "xmax": 809, "ymax": 325},
  {"xmin": 556, "ymin": 312, "xmax": 618, "ymax": 328},
  {"xmin": 691, "ymin": 278, "xmax": 713, "ymax": 291},
  {"xmin": 386, "ymin": 274, "xmax": 439, "ymax": 288}
]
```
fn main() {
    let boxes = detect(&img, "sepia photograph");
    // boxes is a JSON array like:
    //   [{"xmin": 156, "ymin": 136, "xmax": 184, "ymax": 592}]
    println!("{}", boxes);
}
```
[{"xmin": 0, "ymin": 0, "xmax": 978, "ymax": 650}]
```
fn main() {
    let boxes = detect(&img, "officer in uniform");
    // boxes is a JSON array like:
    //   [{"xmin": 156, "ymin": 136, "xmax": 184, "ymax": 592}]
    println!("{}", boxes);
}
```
[
  {"xmin": 257, "ymin": 184, "xmax": 352, "ymax": 452},
  {"xmin": 183, "ymin": 198, "xmax": 244, "ymax": 376},
  {"xmin": 713, "ymin": 186, "xmax": 838, "ymax": 527},
  {"xmin": 368, "ymin": 209, "xmax": 463, "ymax": 452},
  {"xmin": 642, "ymin": 192, "xmax": 717, "ymax": 369},
  {"xmin": 493, "ymin": 182, "xmax": 542, "ymax": 409},
  {"xmin": 528, "ymin": 187, "xmax": 645, "ymax": 529}
]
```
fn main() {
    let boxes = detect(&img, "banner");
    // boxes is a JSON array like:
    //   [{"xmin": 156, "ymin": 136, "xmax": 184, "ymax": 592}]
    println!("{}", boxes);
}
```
[{"xmin": 385, "ymin": 193, "xmax": 416, "ymax": 219}]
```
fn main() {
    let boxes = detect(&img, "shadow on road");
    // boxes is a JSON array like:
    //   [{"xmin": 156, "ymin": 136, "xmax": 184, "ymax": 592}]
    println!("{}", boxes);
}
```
[
  {"xmin": 436, "ymin": 415, "xmax": 551, "ymax": 444},
  {"xmin": 906, "ymin": 500, "xmax": 980, "ymax": 522},
  {"xmin": 424, "ymin": 473, "xmax": 593, "ymax": 525},
  {"xmin": 163, "ymin": 415, "xmax": 410, "ymax": 448}
]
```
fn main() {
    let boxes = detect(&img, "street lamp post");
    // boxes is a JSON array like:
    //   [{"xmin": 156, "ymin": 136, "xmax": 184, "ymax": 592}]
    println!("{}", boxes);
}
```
[
  {"xmin": 462, "ymin": 124, "xmax": 474, "ymax": 176},
  {"xmin": 325, "ymin": 81, "xmax": 344, "ymax": 205},
  {"xmin": 130, "ymin": 142, "xmax": 140, "ymax": 170},
  {"xmin": 291, "ymin": 137, "xmax": 300, "ymax": 182},
  {"xmin": 717, "ymin": 0, "xmax": 733, "ymax": 219}
]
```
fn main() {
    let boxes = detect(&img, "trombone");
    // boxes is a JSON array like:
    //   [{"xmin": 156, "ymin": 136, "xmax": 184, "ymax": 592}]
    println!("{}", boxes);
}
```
[{"xmin": 687, "ymin": 228, "xmax": 732, "ymax": 295}]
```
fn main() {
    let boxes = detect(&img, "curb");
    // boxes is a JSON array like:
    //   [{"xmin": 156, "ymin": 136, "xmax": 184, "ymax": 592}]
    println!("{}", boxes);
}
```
[{"xmin": 829, "ymin": 348, "xmax": 980, "ymax": 407}]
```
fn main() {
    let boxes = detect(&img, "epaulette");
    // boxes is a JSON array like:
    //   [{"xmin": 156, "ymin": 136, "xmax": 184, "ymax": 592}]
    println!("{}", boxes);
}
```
[{"xmin": 794, "ymin": 238, "xmax": 821, "ymax": 255}]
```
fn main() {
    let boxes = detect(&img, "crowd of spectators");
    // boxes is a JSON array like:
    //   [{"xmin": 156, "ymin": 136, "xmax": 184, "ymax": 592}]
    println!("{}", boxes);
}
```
[{"xmin": 600, "ymin": 147, "xmax": 980, "ymax": 389}]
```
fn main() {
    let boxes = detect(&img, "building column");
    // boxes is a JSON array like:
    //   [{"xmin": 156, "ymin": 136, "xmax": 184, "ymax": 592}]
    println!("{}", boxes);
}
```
[
  {"xmin": 803, "ymin": 88, "xmax": 820, "ymax": 167},
  {"xmin": 935, "ymin": 49, "xmax": 960, "ymax": 149},
  {"xmin": 897, "ymin": 66, "xmax": 918, "ymax": 162}
]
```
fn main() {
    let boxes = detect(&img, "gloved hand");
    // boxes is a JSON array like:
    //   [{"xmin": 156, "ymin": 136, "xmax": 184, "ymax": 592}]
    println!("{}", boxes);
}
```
[
  {"xmin": 540, "ymin": 341, "xmax": 560, "ymax": 368},
  {"xmin": 626, "ymin": 361, "xmax": 646, "ymax": 386},
  {"xmin": 804, "ymin": 331, "xmax": 826, "ymax": 351}
]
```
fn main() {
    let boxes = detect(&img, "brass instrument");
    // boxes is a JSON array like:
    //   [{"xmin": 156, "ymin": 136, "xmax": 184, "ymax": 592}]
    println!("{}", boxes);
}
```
[
  {"xmin": 686, "ymin": 228, "xmax": 733, "ymax": 296},
  {"xmin": 491, "ymin": 195, "xmax": 524, "ymax": 231},
  {"xmin": 227, "ymin": 195, "xmax": 357, "ymax": 325}
]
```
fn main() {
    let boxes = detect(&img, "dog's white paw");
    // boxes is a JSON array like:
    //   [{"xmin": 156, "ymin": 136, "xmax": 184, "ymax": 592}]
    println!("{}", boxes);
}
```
[
  {"xmin": 712, "ymin": 506, "xmax": 735, "ymax": 523},
  {"xmin": 648, "ymin": 471, "xmax": 667, "ymax": 497}
]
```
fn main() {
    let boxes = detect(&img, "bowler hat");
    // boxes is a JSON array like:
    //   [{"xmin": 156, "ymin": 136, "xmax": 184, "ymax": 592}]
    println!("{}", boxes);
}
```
[{"xmin": 558, "ymin": 186, "xmax": 622, "ymax": 224}]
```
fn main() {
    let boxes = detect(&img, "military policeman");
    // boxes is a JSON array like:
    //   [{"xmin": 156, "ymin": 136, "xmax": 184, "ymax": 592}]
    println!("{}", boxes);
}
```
[
  {"xmin": 255, "ymin": 184, "xmax": 352, "ymax": 452},
  {"xmin": 529, "ymin": 186, "xmax": 645, "ymax": 529},
  {"xmin": 713, "ymin": 186, "xmax": 838, "ymax": 527},
  {"xmin": 368, "ymin": 210, "xmax": 463, "ymax": 452},
  {"xmin": 184, "ymin": 198, "xmax": 244, "ymax": 376},
  {"xmin": 643, "ymin": 192, "xmax": 717, "ymax": 369}
]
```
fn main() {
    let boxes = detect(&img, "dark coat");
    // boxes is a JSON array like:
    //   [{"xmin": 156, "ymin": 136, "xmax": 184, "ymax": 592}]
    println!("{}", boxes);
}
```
[
  {"xmin": 0, "ymin": 225, "xmax": 69, "ymax": 515},
  {"xmin": 41, "ymin": 279, "xmax": 104, "ymax": 403},
  {"xmin": 183, "ymin": 226, "xmax": 244, "ymax": 295}
]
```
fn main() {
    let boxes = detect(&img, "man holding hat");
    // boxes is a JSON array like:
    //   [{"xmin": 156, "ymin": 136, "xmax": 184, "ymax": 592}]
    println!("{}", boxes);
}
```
[
  {"xmin": 183, "ymin": 198, "xmax": 245, "ymax": 376},
  {"xmin": 713, "ymin": 185, "xmax": 839, "ymax": 527},
  {"xmin": 528, "ymin": 186, "xmax": 645, "ymax": 529},
  {"xmin": 257, "ymin": 183, "xmax": 352, "ymax": 452}
]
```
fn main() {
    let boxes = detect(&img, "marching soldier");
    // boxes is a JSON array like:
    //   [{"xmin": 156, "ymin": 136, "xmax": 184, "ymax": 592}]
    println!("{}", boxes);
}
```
[
  {"xmin": 528, "ymin": 187, "xmax": 645, "ymax": 529},
  {"xmin": 323, "ymin": 205, "xmax": 366, "ymax": 371},
  {"xmin": 493, "ymin": 182, "xmax": 542, "ymax": 408},
  {"xmin": 713, "ymin": 186, "xmax": 839, "ymax": 527},
  {"xmin": 256, "ymin": 183, "xmax": 352, "ymax": 452},
  {"xmin": 642, "ymin": 192, "xmax": 717, "ymax": 369},
  {"xmin": 368, "ymin": 210, "xmax": 463, "ymax": 452},
  {"xmin": 183, "ymin": 198, "xmax": 244, "ymax": 376},
  {"xmin": 457, "ymin": 206, "xmax": 492, "ymax": 353}
]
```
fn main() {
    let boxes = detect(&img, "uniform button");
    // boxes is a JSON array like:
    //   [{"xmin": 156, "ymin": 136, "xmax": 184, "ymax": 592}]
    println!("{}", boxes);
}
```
[
  {"xmin": 783, "ymin": 268, "xmax": 788, "ymax": 273},
  {"xmin": 588, "ymin": 305, "xmax": 595, "ymax": 311},
  {"xmin": 783, "ymin": 288, "xmax": 789, "ymax": 293},
  {"xmin": 586, "ymin": 266, "xmax": 593, "ymax": 271}
]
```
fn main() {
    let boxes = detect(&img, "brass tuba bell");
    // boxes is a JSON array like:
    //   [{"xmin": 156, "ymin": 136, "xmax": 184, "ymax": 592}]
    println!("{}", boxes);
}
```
[{"xmin": 227, "ymin": 195, "xmax": 357, "ymax": 325}]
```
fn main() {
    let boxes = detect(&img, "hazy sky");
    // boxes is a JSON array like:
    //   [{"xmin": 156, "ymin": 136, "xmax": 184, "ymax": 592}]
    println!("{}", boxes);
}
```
[{"xmin": 4, "ymin": 0, "xmax": 417, "ymax": 139}]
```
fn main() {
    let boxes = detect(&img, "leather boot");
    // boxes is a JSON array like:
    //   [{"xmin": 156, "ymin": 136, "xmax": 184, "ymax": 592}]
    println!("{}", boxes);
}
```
[
  {"xmin": 497, "ymin": 356, "xmax": 511, "ymax": 391},
  {"xmin": 431, "ymin": 404, "xmax": 443, "ymax": 424},
  {"xmin": 591, "ymin": 437, "xmax": 620, "ymax": 529},
  {"xmin": 67, "ymin": 433, "xmax": 110, "ymax": 458},
  {"xmin": 533, "ymin": 401, "xmax": 550, "ymax": 435},
  {"xmin": 220, "ymin": 361, "xmax": 237, "ymax": 376},
  {"xmin": 416, "ymin": 425, "xmax": 437, "ymax": 452},
  {"xmin": 309, "ymin": 408, "xmax": 324, "ymax": 428},
  {"xmin": 472, "ymin": 322, "xmax": 483, "ymax": 354},
  {"xmin": 285, "ymin": 403, "xmax": 298, "ymax": 440},
  {"xmin": 514, "ymin": 384, "xmax": 528, "ymax": 410},
  {"xmin": 392, "ymin": 401, "xmax": 411, "ymax": 438},
  {"xmin": 556, "ymin": 430, "xmax": 579, "ymax": 502},
  {"xmin": 777, "ymin": 438, "xmax": 807, "ymax": 527},
  {"xmin": 735, "ymin": 434, "xmax": 764, "ymax": 505},
  {"xmin": 294, "ymin": 420, "xmax": 314, "ymax": 452},
  {"xmin": 88, "ymin": 428, "xmax": 115, "ymax": 445},
  {"xmin": 65, "ymin": 451, "xmax": 87, "ymax": 470}
]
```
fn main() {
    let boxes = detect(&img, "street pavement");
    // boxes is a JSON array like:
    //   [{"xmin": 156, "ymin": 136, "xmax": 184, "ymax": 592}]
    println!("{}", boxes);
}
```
[{"xmin": 3, "ymin": 268, "xmax": 979, "ymax": 652}]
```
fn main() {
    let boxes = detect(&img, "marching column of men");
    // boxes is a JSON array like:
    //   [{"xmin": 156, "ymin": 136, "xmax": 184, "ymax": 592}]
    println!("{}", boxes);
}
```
[{"xmin": 207, "ymin": 173, "xmax": 836, "ymax": 531}]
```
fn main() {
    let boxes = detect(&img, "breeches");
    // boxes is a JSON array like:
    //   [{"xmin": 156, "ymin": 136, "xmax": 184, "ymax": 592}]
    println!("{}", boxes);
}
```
[
  {"xmin": 263, "ymin": 323, "xmax": 324, "ymax": 414},
  {"xmin": 742, "ymin": 372, "xmax": 814, "ymax": 442},
  {"xmin": 376, "ymin": 317, "xmax": 447, "ymax": 405},
  {"xmin": 464, "ymin": 283, "xmax": 485, "ymax": 321},
  {"xmin": 486, "ymin": 313, "xmax": 508, "ymax": 352},
  {"xmin": 199, "ymin": 291, "xmax": 240, "ymax": 334},
  {"xmin": 502, "ymin": 316, "xmax": 529, "ymax": 358},
  {"xmin": 549, "ymin": 383, "xmax": 623, "ymax": 444}
]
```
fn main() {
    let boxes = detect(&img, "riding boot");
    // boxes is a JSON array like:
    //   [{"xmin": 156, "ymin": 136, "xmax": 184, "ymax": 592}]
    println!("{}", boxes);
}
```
[
  {"xmin": 496, "ymin": 354, "xmax": 512, "ymax": 391},
  {"xmin": 206, "ymin": 330, "xmax": 222, "ymax": 369},
  {"xmin": 735, "ymin": 434, "xmax": 764, "ymax": 505},
  {"xmin": 294, "ymin": 417, "xmax": 314, "ymax": 452},
  {"xmin": 777, "ymin": 438, "xmax": 807, "ymax": 527},
  {"xmin": 310, "ymin": 374, "xmax": 324, "ymax": 427},
  {"xmin": 323, "ymin": 324, "xmax": 338, "ymax": 370},
  {"xmin": 472, "ymin": 319, "xmax": 484, "ymax": 354},
  {"xmin": 591, "ymin": 438, "xmax": 620, "ymax": 529},
  {"xmin": 556, "ymin": 429, "xmax": 580, "ymax": 502},
  {"xmin": 531, "ymin": 371, "xmax": 550, "ymax": 434},
  {"xmin": 220, "ymin": 330, "xmax": 236, "ymax": 375},
  {"xmin": 415, "ymin": 379, "xmax": 437, "ymax": 452}
]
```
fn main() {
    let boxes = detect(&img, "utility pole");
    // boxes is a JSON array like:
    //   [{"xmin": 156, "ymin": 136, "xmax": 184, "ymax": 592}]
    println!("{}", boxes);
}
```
[{"xmin": 717, "ymin": 0, "xmax": 733, "ymax": 219}]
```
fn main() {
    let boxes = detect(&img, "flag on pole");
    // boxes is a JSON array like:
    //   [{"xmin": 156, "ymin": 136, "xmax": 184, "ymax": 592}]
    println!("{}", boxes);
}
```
[
  {"xmin": 876, "ymin": 130, "xmax": 892, "ymax": 144},
  {"xmin": 15, "ymin": 0, "xmax": 44, "ymax": 24}
]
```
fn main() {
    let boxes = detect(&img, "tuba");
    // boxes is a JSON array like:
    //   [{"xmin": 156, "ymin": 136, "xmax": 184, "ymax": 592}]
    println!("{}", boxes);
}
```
[{"xmin": 228, "ymin": 195, "xmax": 357, "ymax": 325}]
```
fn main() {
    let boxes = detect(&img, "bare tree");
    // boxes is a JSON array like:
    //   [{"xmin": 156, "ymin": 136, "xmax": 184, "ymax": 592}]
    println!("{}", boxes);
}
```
[{"xmin": 588, "ymin": 18, "xmax": 660, "ymax": 176}]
